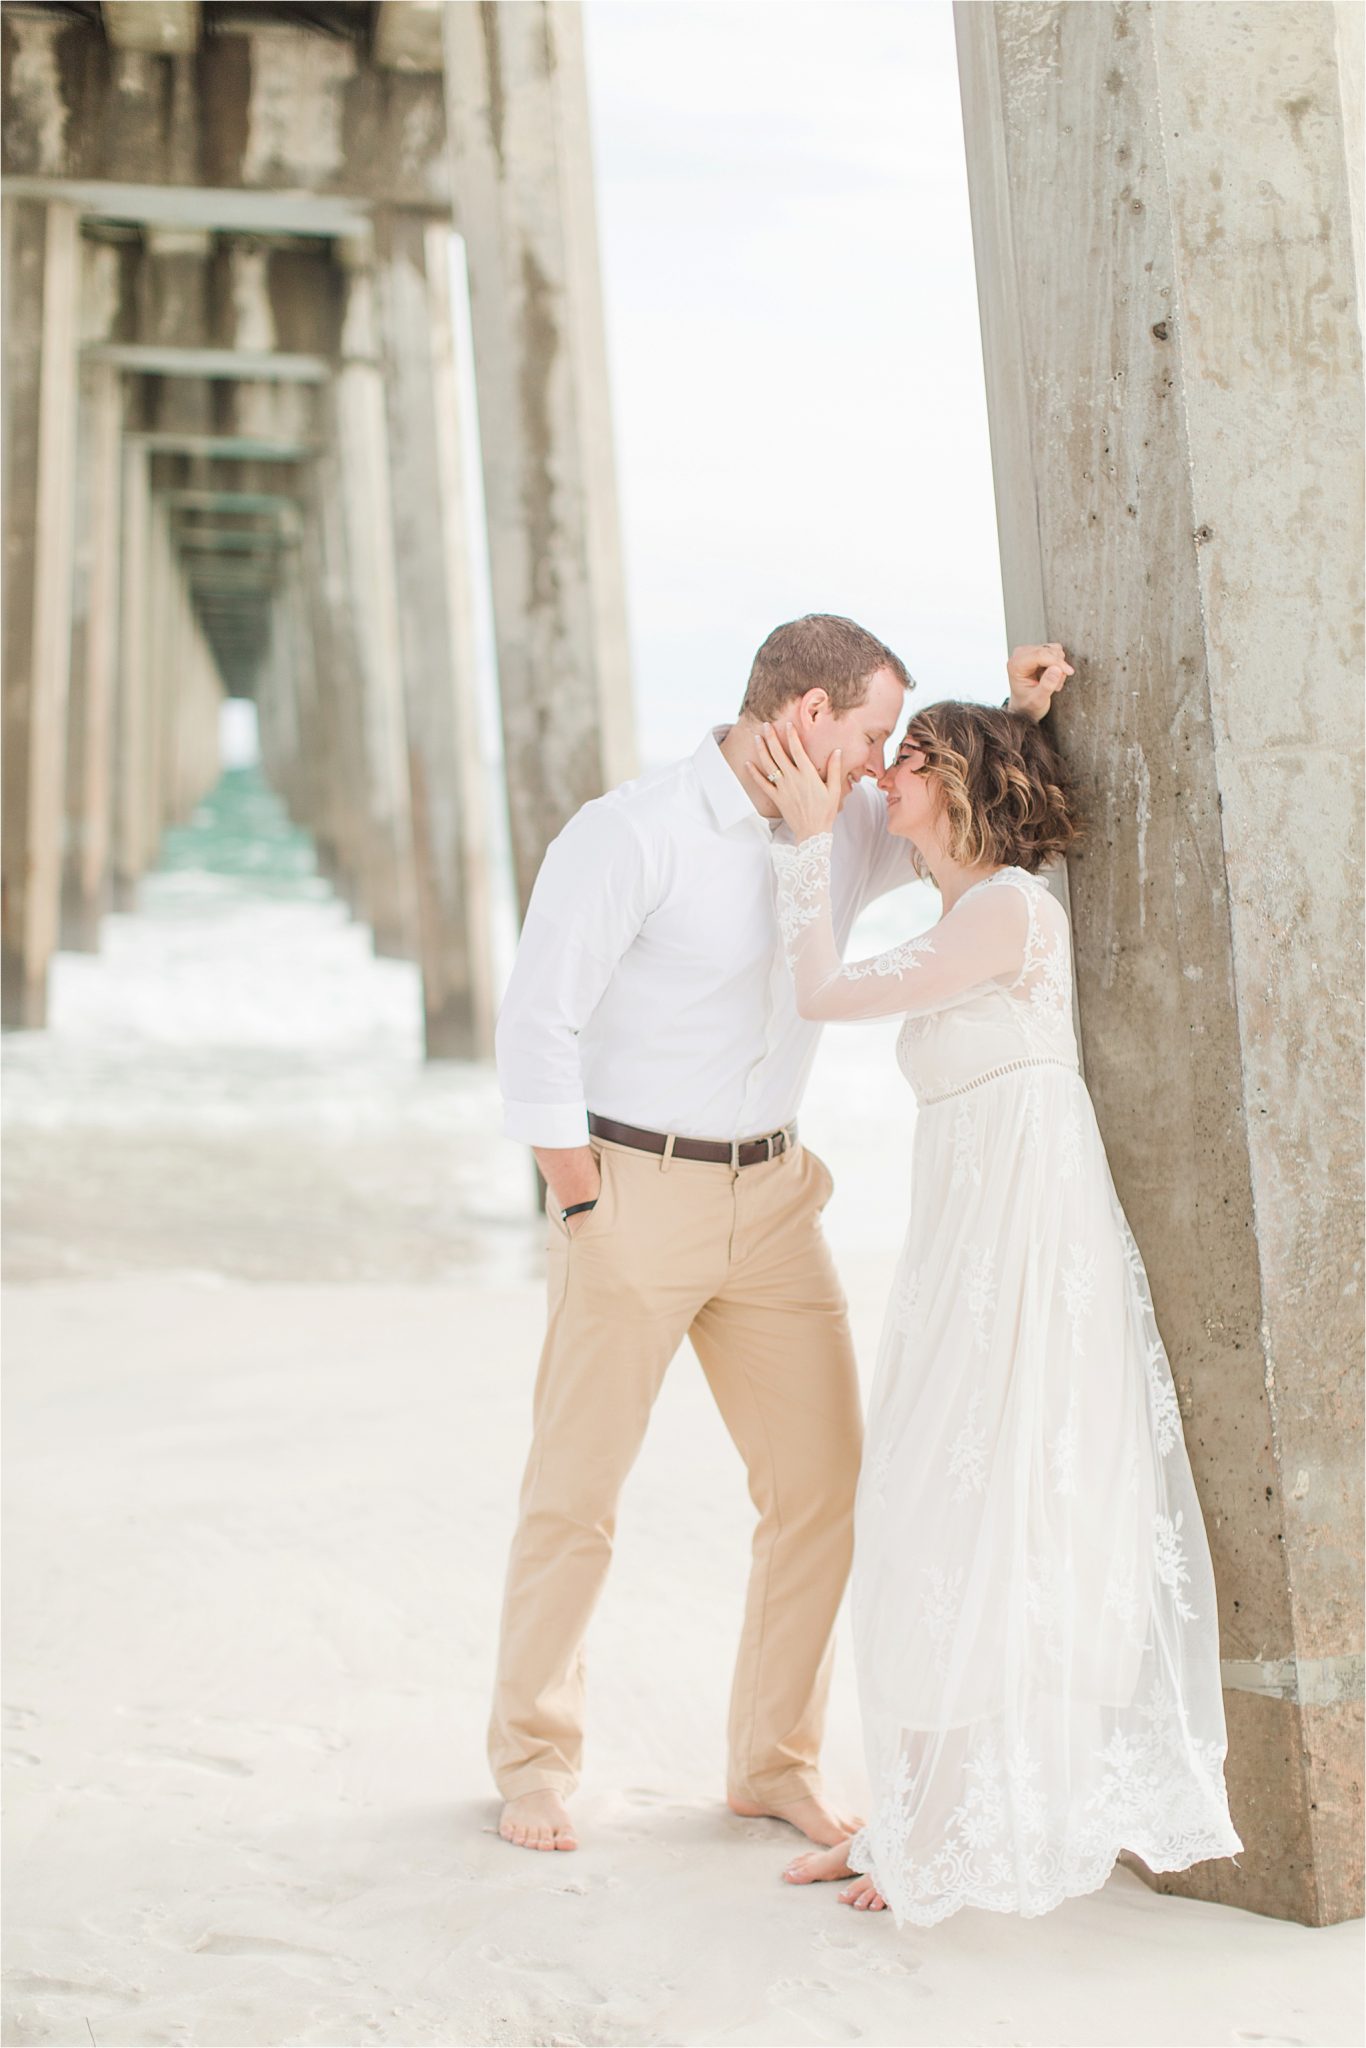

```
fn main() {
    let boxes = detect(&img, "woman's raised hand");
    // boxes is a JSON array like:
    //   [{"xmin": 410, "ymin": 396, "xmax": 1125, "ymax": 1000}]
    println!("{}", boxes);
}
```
[{"xmin": 745, "ymin": 720, "xmax": 843, "ymax": 843}]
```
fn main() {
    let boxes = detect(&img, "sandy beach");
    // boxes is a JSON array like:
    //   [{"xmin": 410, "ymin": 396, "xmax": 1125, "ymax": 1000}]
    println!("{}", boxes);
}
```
[
  {"xmin": 6, "ymin": 1275, "xmax": 1361, "ymax": 2048},
  {"xmin": 4, "ymin": 817, "xmax": 1362, "ymax": 2048}
]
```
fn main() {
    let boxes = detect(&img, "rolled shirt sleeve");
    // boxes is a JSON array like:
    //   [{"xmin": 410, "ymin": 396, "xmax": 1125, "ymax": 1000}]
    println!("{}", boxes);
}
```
[{"xmin": 495, "ymin": 801, "xmax": 653, "ymax": 1148}]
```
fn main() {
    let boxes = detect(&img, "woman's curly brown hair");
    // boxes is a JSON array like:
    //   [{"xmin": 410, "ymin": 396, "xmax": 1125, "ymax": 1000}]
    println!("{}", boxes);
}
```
[{"xmin": 897, "ymin": 702, "xmax": 1082, "ymax": 875}]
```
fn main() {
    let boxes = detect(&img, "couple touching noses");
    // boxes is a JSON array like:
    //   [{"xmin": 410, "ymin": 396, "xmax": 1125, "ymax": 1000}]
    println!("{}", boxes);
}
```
[{"xmin": 489, "ymin": 615, "xmax": 1239, "ymax": 1925}]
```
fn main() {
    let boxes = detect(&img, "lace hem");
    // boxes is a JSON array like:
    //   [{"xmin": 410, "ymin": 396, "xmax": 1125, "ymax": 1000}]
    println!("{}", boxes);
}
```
[{"xmin": 846, "ymin": 1820, "xmax": 1243, "ymax": 1928}]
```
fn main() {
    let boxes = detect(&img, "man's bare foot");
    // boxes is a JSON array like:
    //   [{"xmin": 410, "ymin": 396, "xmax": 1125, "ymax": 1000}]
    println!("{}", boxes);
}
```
[
  {"xmin": 839, "ymin": 1874, "xmax": 888, "ymax": 1911},
  {"xmin": 728, "ymin": 1790, "xmax": 863, "ymax": 1847},
  {"xmin": 498, "ymin": 1789, "xmax": 578, "ymax": 1853},
  {"xmin": 783, "ymin": 1839, "xmax": 855, "ymax": 1885}
]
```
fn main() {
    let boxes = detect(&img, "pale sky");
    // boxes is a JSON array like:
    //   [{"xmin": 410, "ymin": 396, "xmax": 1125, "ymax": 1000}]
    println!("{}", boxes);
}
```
[{"xmin": 582, "ymin": 0, "xmax": 1008, "ymax": 767}]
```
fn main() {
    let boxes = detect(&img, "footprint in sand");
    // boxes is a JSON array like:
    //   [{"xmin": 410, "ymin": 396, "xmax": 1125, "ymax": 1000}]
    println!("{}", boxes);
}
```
[
  {"xmin": 479, "ymin": 1944, "xmax": 609, "ymax": 2007},
  {"xmin": 6, "ymin": 1973, "xmax": 140, "ymax": 2004},
  {"xmin": 193, "ymin": 1934, "xmax": 333, "ymax": 1959},
  {"xmin": 813, "ymin": 1927, "xmax": 918, "ymax": 1975},
  {"xmin": 128, "ymin": 1747, "xmax": 254, "ymax": 1777},
  {"xmin": 2, "ymin": 1704, "xmax": 38, "ymax": 1731}
]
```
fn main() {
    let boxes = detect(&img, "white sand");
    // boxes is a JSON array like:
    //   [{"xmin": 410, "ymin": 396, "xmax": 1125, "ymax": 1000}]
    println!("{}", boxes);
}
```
[
  {"xmin": 4, "ymin": 1278, "xmax": 1361, "ymax": 2048},
  {"xmin": 4, "ymin": 854, "xmax": 1361, "ymax": 2046}
]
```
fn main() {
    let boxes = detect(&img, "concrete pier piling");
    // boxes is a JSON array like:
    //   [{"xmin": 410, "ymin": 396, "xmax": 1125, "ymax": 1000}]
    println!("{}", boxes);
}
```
[
  {"xmin": 2, "ymin": 0, "xmax": 1359, "ymax": 1932},
  {"xmin": 2, "ymin": 196, "xmax": 80, "ymax": 1027},
  {"xmin": 1, "ymin": 0, "xmax": 635, "ymax": 1046},
  {"xmin": 442, "ymin": 0, "xmax": 637, "ymax": 920},
  {"xmin": 957, "ymin": 0, "xmax": 1364, "ymax": 1925}
]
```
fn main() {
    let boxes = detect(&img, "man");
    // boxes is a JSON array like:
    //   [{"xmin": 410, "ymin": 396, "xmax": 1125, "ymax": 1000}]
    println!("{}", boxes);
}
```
[{"xmin": 492, "ymin": 616, "xmax": 1072, "ymax": 1853}]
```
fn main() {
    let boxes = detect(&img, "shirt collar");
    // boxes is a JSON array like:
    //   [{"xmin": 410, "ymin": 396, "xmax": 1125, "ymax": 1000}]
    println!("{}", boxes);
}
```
[{"xmin": 694, "ymin": 726, "xmax": 777, "ymax": 835}]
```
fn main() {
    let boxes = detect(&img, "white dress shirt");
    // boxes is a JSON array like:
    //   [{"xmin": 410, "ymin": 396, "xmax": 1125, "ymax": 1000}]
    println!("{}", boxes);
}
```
[{"xmin": 496, "ymin": 728, "xmax": 916, "ymax": 1147}]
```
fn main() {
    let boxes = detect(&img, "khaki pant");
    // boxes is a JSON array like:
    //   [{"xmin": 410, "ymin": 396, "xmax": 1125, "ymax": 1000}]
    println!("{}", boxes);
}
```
[{"xmin": 488, "ymin": 1137, "xmax": 863, "ymax": 1805}]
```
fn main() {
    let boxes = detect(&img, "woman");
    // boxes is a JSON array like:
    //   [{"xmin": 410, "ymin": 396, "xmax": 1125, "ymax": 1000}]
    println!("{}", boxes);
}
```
[{"xmin": 748, "ymin": 703, "xmax": 1241, "ymax": 1925}]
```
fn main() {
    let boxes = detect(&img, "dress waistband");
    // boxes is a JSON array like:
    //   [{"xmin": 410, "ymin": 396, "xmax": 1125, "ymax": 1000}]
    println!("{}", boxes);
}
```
[{"xmin": 919, "ymin": 1055, "xmax": 1078, "ymax": 1107}]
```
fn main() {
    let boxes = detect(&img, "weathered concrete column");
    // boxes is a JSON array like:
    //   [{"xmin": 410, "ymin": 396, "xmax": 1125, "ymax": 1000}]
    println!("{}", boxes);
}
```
[
  {"xmin": 272, "ymin": 517, "xmax": 332, "ymax": 860},
  {"xmin": 141, "ymin": 491, "xmax": 177, "ymax": 867},
  {"xmin": 189, "ymin": 614, "xmax": 223, "ymax": 816},
  {"xmin": 255, "ymin": 567, "xmax": 300, "ymax": 818},
  {"xmin": 169, "ymin": 591, "xmax": 214, "ymax": 826},
  {"xmin": 374, "ymin": 208, "xmax": 495, "ymax": 1057},
  {"xmin": 139, "ymin": 228, "xmax": 213, "ymax": 434},
  {"xmin": 332, "ymin": 242, "xmax": 418, "ymax": 959},
  {"xmin": 957, "ymin": 0, "xmax": 1364, "ymax": 1924},
  {"xmin": 62, "ymin": 351, "xmax": 123, "ymax": 950},
  {"xmin": 301, "ymin": 446, "xmax": 371, "ymax": 916},
  {"xmin": 169, "ymin": 568, "xmax": 218, "ymax": 827},
  {"xmin": 112, "ymin": 438, "xmax": 151, "ymax": 909},
  {"xmin": 1, "ymin": 197, "xmax": 80, "ymax": 1028},
  {"xmin": 442, "ymin": 0, "xmax": 636, "ymax": 919}
]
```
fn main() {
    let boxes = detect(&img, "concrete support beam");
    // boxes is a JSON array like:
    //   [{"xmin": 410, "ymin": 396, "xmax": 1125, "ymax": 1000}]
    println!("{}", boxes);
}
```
[
  {"xmin": 1, "ymin": 198, "xmax": 81, "ymax": 1029},
  {"xmin": 254, "ymin": 582, "xmax": 301, "ymax": 822},
  {"xmin": 271, "ymin": 536, "xmax": 328, "ymax": 848},
  {"xmin": 62, "ymin": 357, "xmax": 123, "ymax": 950},
  {"xmin": 165, "ymin": 491, "xmax": 300, "ymax": 516},
  {"xmin": 956, "ymin": 0, "xmax": 1364, "ymax": 1925},
  {"xmin": 375, "ymin": 208, "xmax": 494, "ymax": 1057},
  {"xmin": 298, "ymin": 459, "xmax": 367, "ymax": 907},
  {"xmin": 164, "ymin": 566, "xmax": 220, "ymax": 830},
  {"xmin": 112, "ymin": 440, "xmax": 151, "ymax": 908},
  {"xmin": 85, "ymin": 344, "xmax": 329, "ymax": 383},
  {"xmin": 375, "ymin": 1, "xmax": 444, "ymax": 74},
  {"xmin": 101, "ymin": 4, "xmax": 201, "ymax": 56},
  {"xmin": 175, "ymin": 529, "xmax": 284, "ymax": 555},
  {"xmin": 331, "ymin": 248, "xmax": 418, "ymax": 958},
  {"xmin": 129, "ymin": 433, "xmax": 316, "ymax": 461},
  {"xmin": 142, "ymin": 494, "xmax": 176, "ymax": 867},
  {"xmin": 1, "ymin": 182, "xmax": 370, "ymax": 244},
  {"xmin": 218, "ymin": 242, "xmax": 316, "ymax": 451},
  {"xmin": 185, "ymin": 565, "xmax": 283, "ymax": 594},
  {"xmin": 442, "ymin": 0, "xmax": 636, "ymax": 919}
]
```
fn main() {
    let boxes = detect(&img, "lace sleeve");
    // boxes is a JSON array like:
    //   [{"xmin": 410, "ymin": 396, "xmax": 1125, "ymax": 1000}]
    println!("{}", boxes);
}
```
[{"xmin": 771, "ymin": 838, "xmax": 1030, "ymax": 1022}]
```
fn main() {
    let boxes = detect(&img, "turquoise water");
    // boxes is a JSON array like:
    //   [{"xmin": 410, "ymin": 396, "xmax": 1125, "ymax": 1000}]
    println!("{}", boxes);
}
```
[
  {"xmin": 4, "ymin": 752, "xmax": 930, "ymax": 1281},
  {"xmin": 158, "ymin": 768, "xmax": 325, "ymax": 898}
]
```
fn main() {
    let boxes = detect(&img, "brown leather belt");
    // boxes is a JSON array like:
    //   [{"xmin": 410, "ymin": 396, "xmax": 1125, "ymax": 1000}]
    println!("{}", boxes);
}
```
[{"xmin": 588, "ymin": 1113, "xmax": 796, "ymax": 1169}]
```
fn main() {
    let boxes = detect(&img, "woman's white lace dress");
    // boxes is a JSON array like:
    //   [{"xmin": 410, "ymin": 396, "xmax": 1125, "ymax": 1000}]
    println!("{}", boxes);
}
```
[{"xmin": 771, "ymin": 835, "xmax": 1242, "ymax": 1926}]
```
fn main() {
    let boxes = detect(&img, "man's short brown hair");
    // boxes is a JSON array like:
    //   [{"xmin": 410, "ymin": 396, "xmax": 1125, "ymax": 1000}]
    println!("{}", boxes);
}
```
[{"xmin": 740, "ymin": 614, "xmax": 913, "ymax": 722}]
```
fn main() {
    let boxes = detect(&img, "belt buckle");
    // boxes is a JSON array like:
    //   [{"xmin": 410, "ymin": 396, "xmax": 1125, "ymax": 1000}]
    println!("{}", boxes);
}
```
[{"xmin": 729, "ymin": 1137, "xmax": 741, "ymax": 1171}]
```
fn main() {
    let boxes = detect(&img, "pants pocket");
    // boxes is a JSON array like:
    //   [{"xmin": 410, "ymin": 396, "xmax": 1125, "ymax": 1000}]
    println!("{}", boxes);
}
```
[
  {"xmin": 802, "ymin": 1145, "xmax": 835, "ymax": 1211},
  {"xmin": 549, "ymin": 1144, "xmax": 613, "ymax": 1246}
]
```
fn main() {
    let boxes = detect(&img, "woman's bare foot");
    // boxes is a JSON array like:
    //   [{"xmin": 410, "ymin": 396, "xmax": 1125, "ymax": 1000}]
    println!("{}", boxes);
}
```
[
  {"xmin": 498, "ymin": 1789, "xmax": 578, "ymax": 1852},
  {"xmin": 783, "ymin": 1839, "xmax": 855, "ymax": 1885},
  {"xmin": 839, "ymin": 1875, "xmax": 888, "ymax": 1911},
  {"xmin": 728, "ymin": 1790, "xmax": 863, "ymax": 1846}
]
